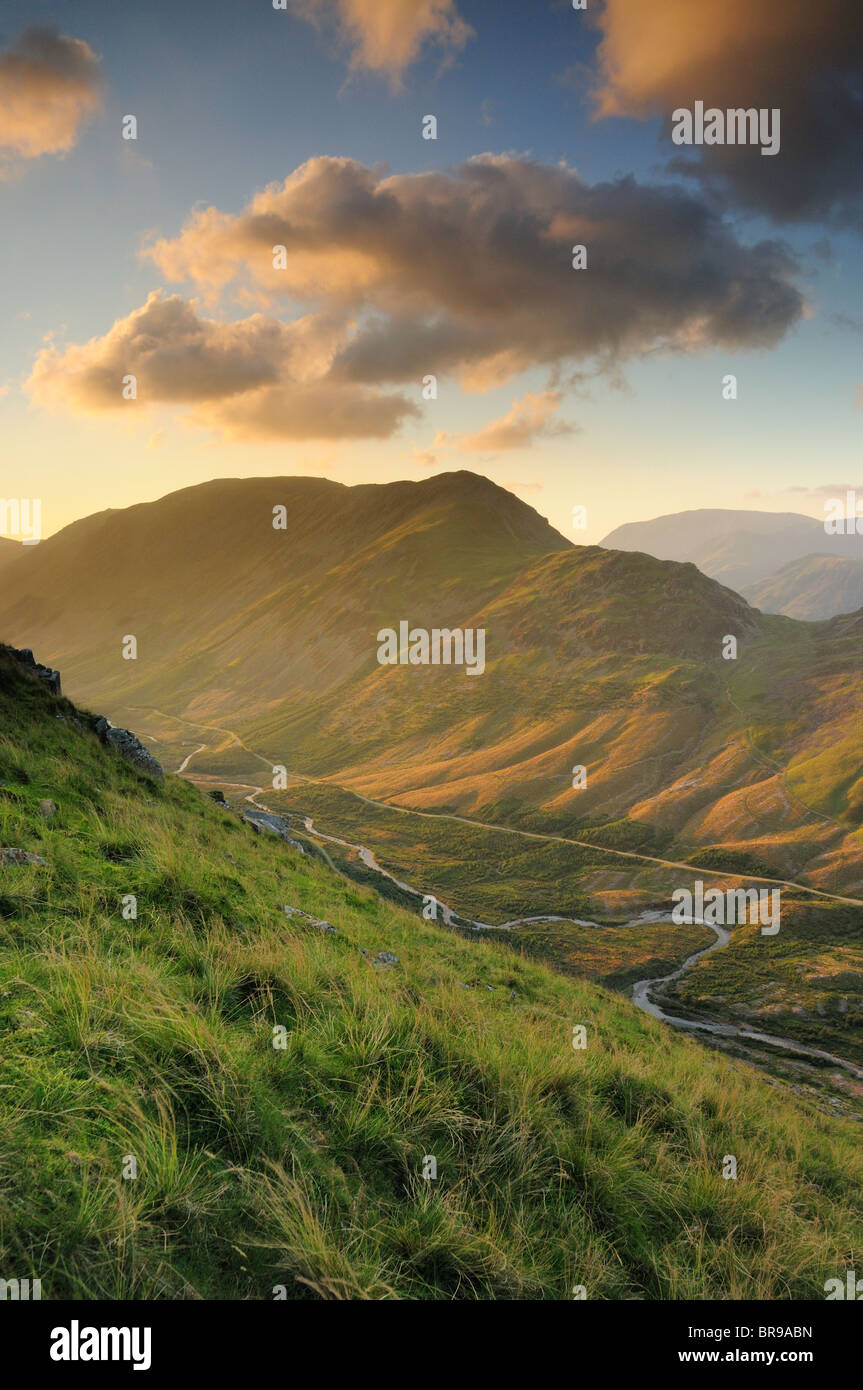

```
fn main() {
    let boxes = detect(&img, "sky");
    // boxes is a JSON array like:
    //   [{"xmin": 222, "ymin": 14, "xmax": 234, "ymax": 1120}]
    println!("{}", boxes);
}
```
[{"xmin": 1, "ymin": 0, "xmax": 861, "ymax": 544}]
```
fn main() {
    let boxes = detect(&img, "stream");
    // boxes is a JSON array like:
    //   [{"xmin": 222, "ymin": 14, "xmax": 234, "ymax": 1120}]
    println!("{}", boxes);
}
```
[{"xmin": 302, "ymin": 816, "xmax": 863, "ymax": 1082}]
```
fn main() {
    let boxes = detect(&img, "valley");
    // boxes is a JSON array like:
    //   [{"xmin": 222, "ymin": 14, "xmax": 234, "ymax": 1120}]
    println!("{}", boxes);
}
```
[
  {"xmin": 4, "ymin": 473, "xmax": 863, "ymax": 1120},
  {"xmin": 6, "ymin": 638, "xmax": 863, "ymax": 1301},
  {"xmin": 109, "ymin": 699, "xmax": 863, "ymax": 1116}
]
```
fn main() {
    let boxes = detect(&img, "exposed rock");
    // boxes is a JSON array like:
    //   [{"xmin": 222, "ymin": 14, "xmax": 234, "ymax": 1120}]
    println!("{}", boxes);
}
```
[
  {"xmin": 1, "ymin": 848, "xmax": 48, "ymax": 866},
  {"xmin": 39, "ymin": 799, "xmax": 57, "ymax": 819},
  {"xmin": 362, "ymin": 949, "xmax": 399, "ymax": 969},
  {"xmin": 284, "ymin": 904, "xmax": 338, "ymax": 934},
  {"xmin": 3, "ymin": 646, "xmax": 61, "ymax": 697},
  {"xmin": 244, "ymin": 809, "xmax": 304, "ymax": 852},
  {"xmin": 93, "ymin": 717, "xmax": 164, "ymax": 780}
]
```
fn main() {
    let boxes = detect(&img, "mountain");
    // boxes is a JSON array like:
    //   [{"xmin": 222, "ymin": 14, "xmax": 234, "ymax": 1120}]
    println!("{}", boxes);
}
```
[
  {"xmin": 0, "ymin": 537, "xmax": 21, "ymax": 572},
  {"xmin": 0, "ymin": 472, "xmax": 571, "ymax": 707},
  {"xmin": 2, "ymin": 641, "xmax": 862, "ymax": 1299},
  {"xmin": 601, "ymin": 509, "xmax": 863, "ymax": 614},
  {"xmin": 746, "ymin": 553, "xmax": 863, "ymax": 621},
  {"xmin": 2, "ymin": 474, "xmax": 863, "ymax": 899}
]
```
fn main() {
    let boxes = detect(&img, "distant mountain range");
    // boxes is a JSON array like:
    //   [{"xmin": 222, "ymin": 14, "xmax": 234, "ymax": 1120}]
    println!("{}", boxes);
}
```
[
  {"xmin": 601, "ymin": 508, "xmax": 863, "ymax": 619},
  {"xmin": 746, "ymin": 554, "xmax": 863, "ymax": 621},
  {"xmin": 2, "ymin": 473, "xmax": 863, "ymax": 896}
]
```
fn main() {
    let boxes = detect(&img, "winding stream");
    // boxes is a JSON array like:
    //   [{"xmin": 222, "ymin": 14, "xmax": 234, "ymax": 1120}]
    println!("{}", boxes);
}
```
[
  {"xmin": 130, "ymin": 707, "xmax": 863, "ymax": 1087},
  {"xmin": 303, "ymin": 815, "xmax": 863, "ymax": 1082}
]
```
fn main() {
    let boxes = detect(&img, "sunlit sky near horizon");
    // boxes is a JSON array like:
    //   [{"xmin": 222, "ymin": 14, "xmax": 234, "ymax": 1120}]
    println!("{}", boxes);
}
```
[{"xmin": 1, "ymin": 0, "xmax": 861, "ymax": 543}]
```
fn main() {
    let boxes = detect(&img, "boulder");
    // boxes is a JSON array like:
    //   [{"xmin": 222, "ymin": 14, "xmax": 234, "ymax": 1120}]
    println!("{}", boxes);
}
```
[
  {"xmin": 93, "ymin": 717, "xmax": 164, "ymax": 779},
  {"xmin": 1, "ymin": 848, "xmax": 47, "ymax": 866},
  {"xmin": 244, "ymin": 809, "xmax": 304, "ymax": 852}
]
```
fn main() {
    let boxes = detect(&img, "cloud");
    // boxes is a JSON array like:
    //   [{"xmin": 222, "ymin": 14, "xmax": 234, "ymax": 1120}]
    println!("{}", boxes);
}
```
[
  {"xmin": 405, "ymin": 444, "xmax": 440, "ymax": 468},
  {"xmin": 0, "ymin": 27, "xmax": 102, "ymax": 162},
  {"xmin": 751, "ymin": 482, "xmax": 863, "ymax": 502},
  {"xmin": 26, "ymin": 290, "xmax": 418, "ymax": 441},
  {"xmin": 457, "ymin": 391, "xmax": 576, "ymax": 451},
  {"xmin": 290, "ymin": 0, "xmax": 472, "ymax": 84},
  {"xmin": 145, "ymin": 155, "xmax": 805, "ymax": 390},
  {"xmin": 591, "ymin": 0, "xmax": 863, "ymax": 227},
  {"xmin": 407, "ymin": 392, "xmax": 574, "ymax": 466}
]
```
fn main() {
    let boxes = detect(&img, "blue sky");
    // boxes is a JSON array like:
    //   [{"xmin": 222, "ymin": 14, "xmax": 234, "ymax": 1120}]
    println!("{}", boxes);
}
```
[{"xmin": 1, "ymin": 0, "xmax": 861, "ymax": 542}]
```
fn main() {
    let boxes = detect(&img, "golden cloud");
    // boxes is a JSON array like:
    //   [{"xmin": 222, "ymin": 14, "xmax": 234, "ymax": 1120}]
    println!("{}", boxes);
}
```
[
  {"xmin": 26, "ymin": 291, "xmax": 418, "ymax": 441},
  {"xmin": 0, "ymin": 27, "xmax": 102, "ymax": 161},
  {"xmin": 145, "ymin": 155, "xmax": 805, "ymax": 388},
  {"xmin": 458, "ymin": 392, "xmax": 576, "ymax": 452},
  {"xmin": 290, "ymin": 0, "xmax": 472, "ymax": 83}
]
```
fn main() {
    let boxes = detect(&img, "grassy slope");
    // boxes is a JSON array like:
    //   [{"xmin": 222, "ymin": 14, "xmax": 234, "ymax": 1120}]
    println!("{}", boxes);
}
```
[{"xmin": 1, "ymin": 648, "xmax": 863, "ymax": 1300}]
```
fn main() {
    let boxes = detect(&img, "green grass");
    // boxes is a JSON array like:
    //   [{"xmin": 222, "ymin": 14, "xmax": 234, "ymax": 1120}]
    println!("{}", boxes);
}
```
[{"xmin": 1, "ymin": 645, "xmax": 863, "ymax": 1301}]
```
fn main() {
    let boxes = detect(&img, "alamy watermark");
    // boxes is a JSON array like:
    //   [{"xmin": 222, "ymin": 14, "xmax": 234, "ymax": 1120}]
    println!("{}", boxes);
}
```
[
  {"xmin": 0, "ymin": 497, "xmax": 41, "ymax": 545},
  {"xmin": 672, "ymin": 102, "xmax": 780, "ymax": 157},
  {"xmin": 672, "ymin": 881, "xmax": 780, "ymax": 935},
  {"xmin": 377, "ymin": 622, "xmax": 486, "ymax": 676},
  {"xmin": 0, "ymin": 1276, "xmax": 41, "ymax": 1300},
  {"xmin": 825, "ymin": 1271, "xmax": 863, "ymax": 1299},
  {"xmin": 824, "ymin": 492, "xmax": 863, "ymax": 534},
  {"xmin": 50, "ymin": 1323, "xmax": 151, "ymax": 1370}
]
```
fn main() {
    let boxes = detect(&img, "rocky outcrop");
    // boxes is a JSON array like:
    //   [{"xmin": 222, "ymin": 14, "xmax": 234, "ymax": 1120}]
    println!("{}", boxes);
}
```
[
  {"xmin": 93, "ymin": 717, "xmax": 164, "ymax": 780},
  {"xmin": 4, "ymin": 644, "xmax": 161, "ymax": 781},
  {"xmin": 244, "ymin": 809, "xmax": 304, "ymax": 852},
  {"xmin": 3, "ymin": 646, "xmax": 61, "ymax": 696}
]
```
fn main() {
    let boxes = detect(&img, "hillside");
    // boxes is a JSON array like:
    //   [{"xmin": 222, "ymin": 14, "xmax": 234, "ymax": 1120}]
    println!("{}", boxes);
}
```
[
  {"xmin": 2, "ymin": 475, "xmax": 863, "ymax": 901},
  {"xmin": 602, "ymin": 509, "xmax": 863, "ymax": 615},
  {"xmin": 0, "ymin": 537, "xmax": 21, "ymax": 571},
  {"xmin": 747, "ymin": 554, "xmax": 863, "ymax": 621},
  {"xmin": 0, "ymin": 471, "xmax": 571, "ymax": 709},
  {"xmin": 2, "ymin": 642, "xmax": 863, "ymax": 1300}
]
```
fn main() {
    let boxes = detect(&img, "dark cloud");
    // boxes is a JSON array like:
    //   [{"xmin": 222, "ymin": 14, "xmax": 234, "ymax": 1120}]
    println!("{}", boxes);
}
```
[
  {"xmin": 593, "ymin": 0, "xmax": 863, "ymax": 227},
  {"xmin": 147, "ymin": 155, "xmax": 805, "ymax": 390}
]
